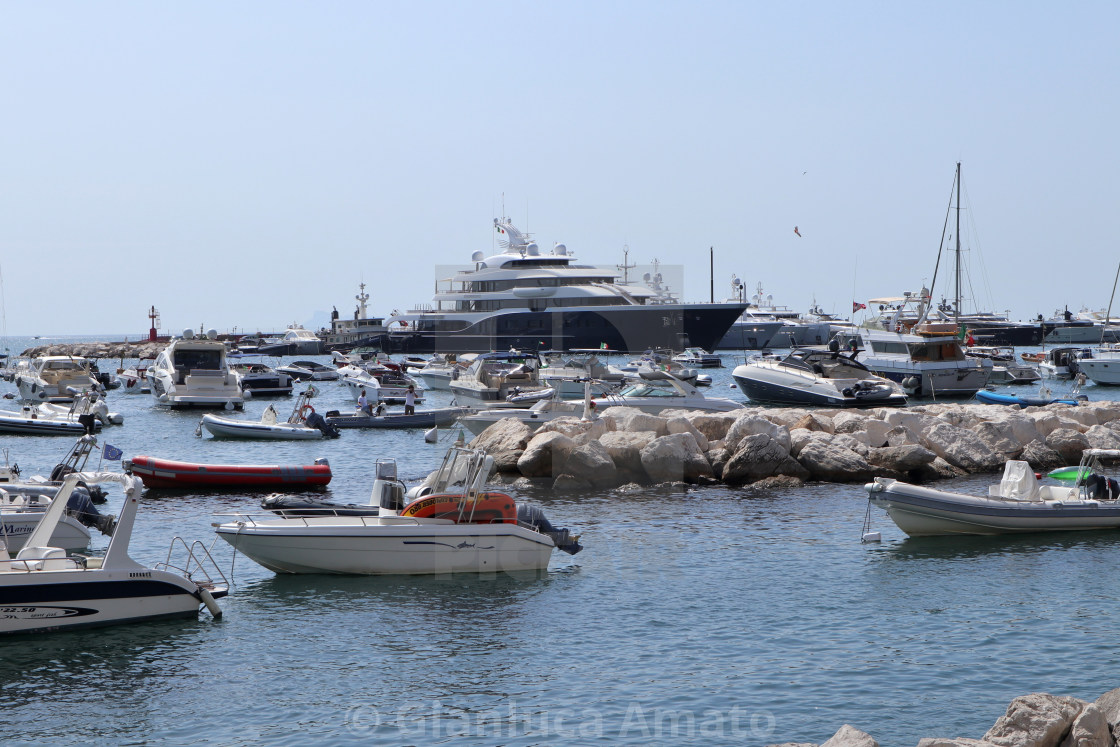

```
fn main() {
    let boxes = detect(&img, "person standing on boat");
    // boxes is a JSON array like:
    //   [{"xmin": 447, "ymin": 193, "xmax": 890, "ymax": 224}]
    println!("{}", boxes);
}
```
[
  {"xmin": 404, "ymin": 385, "xmax": 416, "ymax": 415},
  {"xmin": 357, "ymin": 388, "xmax": 371, "ymax": 415}
]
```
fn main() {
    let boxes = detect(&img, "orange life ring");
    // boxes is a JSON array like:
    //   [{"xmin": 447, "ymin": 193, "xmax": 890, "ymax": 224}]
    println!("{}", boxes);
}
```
[
  {"xmin": 299, "ymin": 404, "xmax": 315, "ymax": 418},
  {"xmin": 400, "ymin": 492, "xmax": 517, "ymax": 524}
]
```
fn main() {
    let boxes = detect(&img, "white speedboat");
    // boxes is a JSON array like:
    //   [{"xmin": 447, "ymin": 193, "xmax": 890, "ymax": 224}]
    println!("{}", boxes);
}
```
[
  {"xmin": 0, "ymin": 483, "xmax": 110, "ymax": 552},
  {"xmin": 275, "ymin": 360, "xmax": 339, "ymax": 381},
  {"xmin": 460, "ymin": 397, "xmax": 593, "ymax": 436},
  {"xmin": 449, "ymin": 352, "xmax": 549, "ymax": 404},
  {"xmin": 537, "ymin": 351, "xmax": 626, "ymax": 398},
  {"xmin": 214, "ymin": 446, "xmax": 582, "ymax": 575},
  {"xmin": 732, "ymin": 348, "xmax": 907, "ymax": 408},
  {"xmin": 149, "ymin": 330, "xmax": 245, "ymax": 409},
  {"xmin": 866, "ymin": 450, "xmax": 1120, "ymax": 537},
  {"xmin": 200, "ymin": 389, "xmax": 339, "ymax": 440},
  {"xmin": 411, "ymin": 354, "xmax": 474, "ymax": 391},
  {"xmin": 229, "ymin": 358, "xmax": 294, "ymax": 396},
  {"xmin": 672, "ymin": 347, "xmax": 722, "ymax": 368},
  {"xmin": 118, "ymin": 359, "xmax": 153, "ymax": 393},
  {"xmin": 856, "ymin": 328, "xmax": 991, "ymax": 398},
  {"xmin": 13, "ymin": 356, "xmax": 99, "ymax": 403},
  {"xmin": 0, "ymin": 391, "xmax": 121, "ymax": 436},
  {"xmin": 0, "ymin": 473, "xmax": 227, "ymax": 635},
  {"xmin": 257, "ymin": 325, "xmax": 325, "ymax": 356},
  {"xmin": 591, "ymin": 370, "xmax": 742, "ymax": 413}
]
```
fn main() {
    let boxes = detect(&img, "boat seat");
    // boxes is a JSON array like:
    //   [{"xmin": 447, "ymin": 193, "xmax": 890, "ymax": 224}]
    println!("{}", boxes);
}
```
[
  {"xmin": 14, "ymin": 545, "xmax": 71, "ymax": 570},
  {"xmin": 988, "ymin": 460, "xmax": 1041, "ymax": 501}
]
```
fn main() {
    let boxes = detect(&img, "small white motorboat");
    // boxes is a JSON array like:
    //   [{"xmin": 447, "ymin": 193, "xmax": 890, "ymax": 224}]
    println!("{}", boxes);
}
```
[
  {"xmin": 866, "ymin": 449, "xmax": 1120, "ymax": 537},
  {"xmin": 214, "ymin": 445, "xmax": 582, "ymax": 575},
  {"xmin": 0, "ymin": 389, "xmax": 123, "ymax": 436},
  {"xmin": 275, "ymin": 360, "xmax": 339, "ymax": 381},
  {"xmin": 200, "ymin": 388, "xmax": 340, "ymax": 440},
  {"xmin": 0, "ymin": 473, "xmax": 227, "ymax": 635}
]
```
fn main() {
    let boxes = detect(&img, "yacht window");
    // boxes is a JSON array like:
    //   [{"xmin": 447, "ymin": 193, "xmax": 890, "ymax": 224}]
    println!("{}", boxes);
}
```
[{"xmin": 173, "ymin": 350, "xmax": 223, "ymax": 370}]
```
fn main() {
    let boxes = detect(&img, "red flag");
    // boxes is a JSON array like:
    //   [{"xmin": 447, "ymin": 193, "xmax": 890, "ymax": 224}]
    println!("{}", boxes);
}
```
[
  {"xmin": 852, "ymin": 301, "xmax": 867, "ymax": 313},
  {"xmin": 793, "ymin": 226, "xmax": 801, "ymax": 237}
]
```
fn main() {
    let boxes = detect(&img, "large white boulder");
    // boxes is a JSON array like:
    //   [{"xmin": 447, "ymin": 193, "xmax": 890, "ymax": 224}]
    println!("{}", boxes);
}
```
[
  {"xmin": 516, "ymin": 431, "xmax": 576, "ymax": 478},
  {"xmin": 469, "ymin": 417, "xmax": 534, "ymax": 472},
  {"xmin": 722, "ymin": 433, "xmax": 809, "ymax": 484},
  {"xmin": 725, "ymin": 414, "xmax": 792, "ymax": 453},
  {"xmin": 796, "ymin": 441, "xmax": 876, "ymax": 482},
  {"xmin": 639, "ymin": 432, "xmax": 713, "ymax": 483},
  {"xmin": 1044, "ymin": 428, "xmax": 1092, "ymax": 463},
  {"xmin": 601, "ymin": 406, "xmax": 669, "ymax": 436},
  {"xmin": 666, "ymin": 415, "xmax": 709, "ymax": 451},
  {"xmin": 980, "ymin": 692, "xmax": 1087, "ymax": 747},
  {"xmin": 563, "ymin": 440, "xmax": 619, "ymax": 488},
  {"xmin": 919, "ymin": 423, "xmax": 1004, "ymax": 473}
]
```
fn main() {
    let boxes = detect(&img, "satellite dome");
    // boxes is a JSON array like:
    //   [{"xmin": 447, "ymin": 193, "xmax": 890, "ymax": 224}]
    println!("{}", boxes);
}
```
[
  {"xmin": 206, "ymin": 329, "xmax": 218, "ymax": 340},
  {"xmin": 526, "ymin": 242, "xmax": 539, "ymax": 256},
  {"xmin": 182, "ymin": 328, "xmax": 195, "ymax": 339},
  {"xmin": 471, "ymin": 251, "xmax": 484, "ymax": 262},
  {"xmin": 553, "ymin": 243, "xmax": 568, "ymax": 256}
]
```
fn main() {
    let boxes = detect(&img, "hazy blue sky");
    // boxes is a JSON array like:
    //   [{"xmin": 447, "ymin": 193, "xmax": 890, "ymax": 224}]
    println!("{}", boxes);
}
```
[{"xmin": 2, "ymin": 2, "xmax": 1117, "ymax": 336}]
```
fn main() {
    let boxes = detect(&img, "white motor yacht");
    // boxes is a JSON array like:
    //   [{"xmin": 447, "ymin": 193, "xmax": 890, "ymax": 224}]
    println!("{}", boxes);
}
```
[
  {"xmin": 537, "ymin": 351, "xmax": 625, "ymax": 398},
  {"xmin": 13, "ymin": 356, "xmax": 99, "ymax": 403},
  {"xmin": 732, "ymin": 348, "xmax": 907, "ymax": 408},
  {"xmin": 149, "ymin": 330, "xmax": 245, "ymax": 409},
  {"xmin": 200, "ymin": 388, "xmax": 339, "ymax": 440},
  {"xmin": 1037, "ymin": 346, "xmax": 1093, "ymax": 379},
  {"xmin": 0, "ymin": 473, "xmax": 227, "ymax": 635},
  {"xmin": 855, "ymin": 328, "xmax": 991, "ymax": 398},
  {"xmin": 1077, "ymin": 345, "xmax": 1120, "ymax": 386},
  {"xmin": 229, "ymin": 358, "xmax": 294, "ymax": 396},
  {"xmin": 214, "ymin": 446, "xmax": 582, "ymax": 575},
  {"xmin": 275, "ymin": 360, "xmax": 339, "ymax": 381}
]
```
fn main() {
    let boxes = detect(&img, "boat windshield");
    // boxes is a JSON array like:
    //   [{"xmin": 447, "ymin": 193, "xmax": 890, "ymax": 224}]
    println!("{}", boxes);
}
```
[
  {"xmin": 172, "ymin": 349, "xmax": 224, "ymax": 370},
  {"xmin": 907, "ymin": 341, "xmax": 965, "ymax": 362},
  {"xmin": 619, "ymin": 383, "xmax": 678, "ymax": 397}
]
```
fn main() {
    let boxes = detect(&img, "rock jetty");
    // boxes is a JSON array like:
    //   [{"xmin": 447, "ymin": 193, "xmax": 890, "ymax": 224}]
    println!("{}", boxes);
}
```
[
  {"xmin": 19, "ymin": 341, "xmax": 167, "ymax": 360},
  {"xmin": 468, "ymin": 401, "xmax": 1120, "ymax": 489},
  {"xmin": 771, "ymin": 688, "xmax": 1120, "ymax": 747}
]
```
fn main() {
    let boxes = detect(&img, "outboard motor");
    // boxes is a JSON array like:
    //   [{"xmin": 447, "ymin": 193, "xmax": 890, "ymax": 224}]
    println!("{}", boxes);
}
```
[
  {"xmin": 516, "ymin": 503, "xmax": 583, "ymax": 555},
  {"xmin": 372, "ymin": 459, "xmax": 406, "ymax": 514},
  {"xmin": 305, "ymin": 410, "xmax": 341, "ymax": 439}
]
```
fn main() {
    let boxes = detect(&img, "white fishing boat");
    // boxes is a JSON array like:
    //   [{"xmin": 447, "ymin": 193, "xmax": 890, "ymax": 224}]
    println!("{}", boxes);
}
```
[
  {"xmin": 672, "ymin": 347, "xmax": 722, "ymax": 368},
  {"xmin": 200, "ymin": 388, "xmax": 339, "ymax": 440},
  {"xmin": 866, "ymin": 450, "xmax": 1120, "ymax": 537},
  {"xmin": 732, "ymin": 347, "xmax": 907, "ymax": 408},
  {"xmin": 149, "ymin": 330, "xmax": 245, "ymax": 409},
  {"xmin": 13, "ymin": 356, "xmax": 99, "ymax": 403},
  {"xmin": 117, "ymin": 358, "xmax": 153, "ymax": 394},
  {"xmin": 1037, "ymin": 346, "xmax": 1093, "ymax": 379},
  {"xmin": 214, "ymin": 446, "xmax": 582, "ymax": 575},
  {"xmin": 1078, "ymin": 345, "xmax": 1120, "ymax": 386},
  {"xmin": 0, "ymin": 473, "xmax": 227, "ymax": 635}
]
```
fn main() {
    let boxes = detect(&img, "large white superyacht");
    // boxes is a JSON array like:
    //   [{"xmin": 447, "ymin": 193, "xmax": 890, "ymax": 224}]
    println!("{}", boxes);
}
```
[{"xmin": 382, "ymin": 217, "xmax": 746, "ymax": 354}]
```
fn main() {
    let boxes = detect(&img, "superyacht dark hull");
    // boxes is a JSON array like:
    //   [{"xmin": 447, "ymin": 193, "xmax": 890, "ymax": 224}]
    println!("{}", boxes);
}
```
[{"xmin": 384, "ymin": 303, "xmax": 747, "ymax": 354}]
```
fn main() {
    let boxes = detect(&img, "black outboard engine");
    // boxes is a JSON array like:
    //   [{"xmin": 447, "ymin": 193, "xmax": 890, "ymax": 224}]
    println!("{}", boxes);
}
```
[
  {"xmin": 305, "ymin": 410, "xmax": 341, "ymax": 439},
  {"xmin": 516, "ymin": 503, "xmax": 583, "ymax": 555}
]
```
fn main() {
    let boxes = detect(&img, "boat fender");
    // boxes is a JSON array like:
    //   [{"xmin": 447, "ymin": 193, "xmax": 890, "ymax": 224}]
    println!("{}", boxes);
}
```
[{"xmin": 197, "ymin": 587, "xmax": 223, "ymax": 618}]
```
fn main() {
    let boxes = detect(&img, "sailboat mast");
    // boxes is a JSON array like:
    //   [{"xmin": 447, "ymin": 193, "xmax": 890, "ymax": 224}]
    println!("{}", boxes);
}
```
[{"xmin": 954, "ymin": 162, "xmax": 961, "ymax": 327}]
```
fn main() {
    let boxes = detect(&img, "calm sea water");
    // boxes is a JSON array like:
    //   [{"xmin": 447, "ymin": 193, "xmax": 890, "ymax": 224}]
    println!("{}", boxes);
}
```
[{"xmin": 2, "ymin": 336, "xmax": 1119, "ymax": 746}]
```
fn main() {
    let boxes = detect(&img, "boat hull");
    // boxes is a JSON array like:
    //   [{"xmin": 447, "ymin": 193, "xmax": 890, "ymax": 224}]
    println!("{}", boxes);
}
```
[
  {"xmin": 124, "ymin": 456, "xmax": 332, "ymax": 488},
  {"xmin": 731, "ymin": 368, "xmax": 906, "ymax": 408},
  {"xmin": 325, "ymin": 407, "xmax": 467, "ymax": 429},
  {"xmin": 0, "ymin": 412, "xmax": 101, "ymax": 436},
  {"xmin": 385, "ymin": 303, "xmax": 747, "ymax": 355},
  {"xmin": 714, "ymin": 320, "xmax": 786, "ymax": 350},
  {"xmin": 215, "ymin": 521, "xmax": 554, "ymax": 575},
  {"xmin": 0, "ymin": 512, "xmax": 91, "ymax": 552},
  {"xmin": 0, "ymin": 571, "xmax": 207, "ymax": 635}
]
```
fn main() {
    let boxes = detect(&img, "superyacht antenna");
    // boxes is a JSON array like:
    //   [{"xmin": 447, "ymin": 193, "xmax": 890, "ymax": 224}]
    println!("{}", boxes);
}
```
[{"xmin": 617, "ymin": 244, "xmax": 635, "ymax": 284}]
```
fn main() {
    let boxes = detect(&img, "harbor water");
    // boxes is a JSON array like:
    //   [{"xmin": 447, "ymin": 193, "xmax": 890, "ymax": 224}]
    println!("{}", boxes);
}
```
[{"xmin": 2, "ymin": 336, "xmax": 1119, "ymax": 746}]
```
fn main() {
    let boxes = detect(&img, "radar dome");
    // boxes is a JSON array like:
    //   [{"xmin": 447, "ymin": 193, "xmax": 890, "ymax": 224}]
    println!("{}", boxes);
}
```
[
  {"xmin": 206, "ymin": 329, "xmax": 218, "ymax": 340},
  {"xmin": 526, "ymin": 242, "xmax": 539, "ymax": 256},
  {"xmin": 553, "ymin": 243, "xmax": 567, "ymax": 256},
  {"xmin": 471, "ymin": 251, "xmax": 485, "ymax": 262},
  {"xmin": 182, "ymin": 328, "xmax": 195, "ymax": 339}
]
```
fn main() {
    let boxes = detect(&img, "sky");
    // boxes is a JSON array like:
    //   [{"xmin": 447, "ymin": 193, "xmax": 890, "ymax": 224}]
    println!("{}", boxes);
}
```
[{"xmin": 1, "ymin": 1, "xmax": 1118, "ymax": 337}]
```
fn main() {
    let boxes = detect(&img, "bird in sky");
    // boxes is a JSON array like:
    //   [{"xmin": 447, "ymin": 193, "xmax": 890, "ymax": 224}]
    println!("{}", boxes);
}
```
[{"xmin": 793, "ymin": 226, "xmax": 802, "ymax": 237}]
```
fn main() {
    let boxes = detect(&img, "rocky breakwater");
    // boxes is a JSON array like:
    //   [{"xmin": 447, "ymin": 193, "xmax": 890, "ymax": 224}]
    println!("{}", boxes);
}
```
[
  {"xmin": 21, "ymin": 341, "xmax": 167, "ymax": 360},
  {"xmin": 770, "ymin": 688, "xmax": 1120, "ymax": 747},
  {"xmin": 468, "ymin": 401, "xmax": 1120, "ymax": 490}
]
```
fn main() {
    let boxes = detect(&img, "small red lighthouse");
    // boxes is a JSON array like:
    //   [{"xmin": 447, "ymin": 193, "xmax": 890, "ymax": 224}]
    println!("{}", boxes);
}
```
[{"xmin": 148, "ymin": 306, "xmax": 161, "ymax": 342}]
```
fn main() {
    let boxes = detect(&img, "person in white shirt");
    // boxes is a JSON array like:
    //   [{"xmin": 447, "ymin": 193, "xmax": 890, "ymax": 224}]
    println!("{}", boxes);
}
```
[
  {"xmin": 404, "ymin": 385, "xmax": 416, "ymax": 415},
  {"xmin": 357, "ymin": 389, "xmax": 371, "ymax": 415}
]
